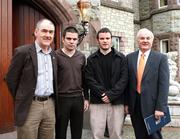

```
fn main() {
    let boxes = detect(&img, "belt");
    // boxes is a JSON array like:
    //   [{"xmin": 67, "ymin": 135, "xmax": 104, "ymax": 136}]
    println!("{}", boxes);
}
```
[{"xmin": 33, "ymin": 94, "xmax": 53, "ymax": 102}]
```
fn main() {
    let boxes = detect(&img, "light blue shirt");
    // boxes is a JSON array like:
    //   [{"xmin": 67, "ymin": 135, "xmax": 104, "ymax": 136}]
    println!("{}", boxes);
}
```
[{"xmin": 34, "ymin": 42, "xmax": 54, "ymax": 96}]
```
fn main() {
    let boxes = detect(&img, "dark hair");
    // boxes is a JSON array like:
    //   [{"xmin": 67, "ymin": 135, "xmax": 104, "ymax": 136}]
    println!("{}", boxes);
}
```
[
  {"xmin": 62, "ymin": 26, "xmax": 79, "ymax": 38},
  {"xmin": 96, "ymin": 27, "xmax": 112, "ymax": 39}
]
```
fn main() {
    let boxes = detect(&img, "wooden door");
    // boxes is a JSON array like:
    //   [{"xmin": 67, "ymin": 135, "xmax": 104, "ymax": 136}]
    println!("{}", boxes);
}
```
[
  {"xmin": 13, "ymin": 0, "xmax": 61, "ymax": 50},
  {"xmin": 0, "ymin": 0, "xmax": 14, "ymax": 133}
]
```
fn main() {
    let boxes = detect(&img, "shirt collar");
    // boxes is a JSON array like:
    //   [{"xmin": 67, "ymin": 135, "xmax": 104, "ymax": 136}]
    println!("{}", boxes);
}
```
[
  {"xmin": 94, "ymin": 47, "xmax": 122, "ymax": 58},
  {"xmin": 139, "ymin": 49, "xmax": 151, "ymax": 58},
  {"xmin": 35, "ymin": 41, "xmax": 52, "ymax": 54}
]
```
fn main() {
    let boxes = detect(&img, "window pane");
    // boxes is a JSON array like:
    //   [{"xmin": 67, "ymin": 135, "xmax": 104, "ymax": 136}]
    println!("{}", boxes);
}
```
[
  {"xmin": 160, "ymin": 0, "xmax": 168, "ymax": 7},
  {"xmin": 112, "ymin": 36, "xmax": 120, "ymax": 51},
  {"xmin": 160, "ymin": 39, "xmax": 169, "ymax": 53},
  {"xmin": 111, "ymin": 0, "xmax": 119, "ymax": 2}
]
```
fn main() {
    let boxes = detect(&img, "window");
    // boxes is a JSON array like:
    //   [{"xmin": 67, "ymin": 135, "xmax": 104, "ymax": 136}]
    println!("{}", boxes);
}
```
[
  {"xmin": 159, "ymin": 0, "xmax": 168, "ymax": 8},
  {"xmin": 111, "ymin": 0, "xmax": 119, "ymax": 2},
  {"xmin": 160, "ymin": 39, "xmax": 170, "ymax": 53},
  {"xmin": 112, "ymin": 36, "xmax": 121, "ymax": 51},
  {"xmin": 179, "ymin": 38, "xmax": 180, "ymax": 52},
  {"xmin": 178, "ymin": 0, "xmax": 180, "ymax": 4}
]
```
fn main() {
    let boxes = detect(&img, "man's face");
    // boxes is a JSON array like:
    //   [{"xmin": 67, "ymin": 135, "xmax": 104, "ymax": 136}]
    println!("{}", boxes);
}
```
[
  {"xmin": 97, "ymin": 32, "xmax": 112, "ymax": 51},
  {"xmin": 62, "ymin": 32, "xmax": 78, "ymax": 51},
  {"xmin": 137, "ymin": 30, "xmax": 154, "ymax": 53},
  {"xmin": 34, "ymin": 20, "xmax": 55, "ymax": 48}
]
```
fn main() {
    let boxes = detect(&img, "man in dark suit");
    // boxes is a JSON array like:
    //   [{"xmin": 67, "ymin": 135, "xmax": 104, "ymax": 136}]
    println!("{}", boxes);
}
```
[
  {"xmin": 125, "ymin": 28, "xmax": 169, "ymax": 139},
  {"xmin": 6, "ymin": 19, "xmax": 57, "ymax": 139}
]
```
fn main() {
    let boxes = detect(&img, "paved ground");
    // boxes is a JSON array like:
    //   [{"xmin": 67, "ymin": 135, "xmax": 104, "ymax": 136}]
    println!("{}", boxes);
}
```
[
  {"xmin": 1, "ymin": 125, "xmax": 180, "ymax": 139},
  {"xmin": 80, "ymin": 126, "xmax": 180, "ymax": 139}
]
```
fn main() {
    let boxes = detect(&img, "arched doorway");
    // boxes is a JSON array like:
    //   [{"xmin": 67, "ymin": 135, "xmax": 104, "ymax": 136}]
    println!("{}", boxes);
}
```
[{"xmin": 12, "ymin": 0, "xmax": 61, "ymax": 50}]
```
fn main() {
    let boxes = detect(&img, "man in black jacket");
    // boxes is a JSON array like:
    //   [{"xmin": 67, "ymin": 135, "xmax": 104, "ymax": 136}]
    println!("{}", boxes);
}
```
[{"xmin": 85, "ymin": 27, "xmax": 128, "ymax": 139}]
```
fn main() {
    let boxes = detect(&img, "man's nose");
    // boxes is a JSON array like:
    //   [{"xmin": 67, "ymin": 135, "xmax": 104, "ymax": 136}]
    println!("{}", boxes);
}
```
[
  {"xmin": 46, "ymin": 32, "xmax": 52, "ymax": 36},
  {"xmin": 103, "ymin": 39, "xmax": 108, "ymax": 42},
  {"xmin": 70, "ymin": 39, "xmax": 74, "ymax": 43}
]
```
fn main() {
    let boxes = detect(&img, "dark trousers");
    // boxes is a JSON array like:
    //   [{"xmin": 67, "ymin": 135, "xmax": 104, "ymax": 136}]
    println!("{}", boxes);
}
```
[
  {"xmin": 55, "ymin": 96, "xmax": 84, "ymax": 139},
  {"xmin": 130, "ymin": 92, "xmax": 163, "ymax": 139}
]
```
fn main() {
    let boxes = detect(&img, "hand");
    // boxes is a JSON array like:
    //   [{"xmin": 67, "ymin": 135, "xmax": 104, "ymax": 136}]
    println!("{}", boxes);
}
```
[
  {"xmin": 84, "ymin": 100, "xmax": 89, "ymax": 111},
  {"xmin": 124, "ymin": 105, "xmax": 129, "ymax": 114},
  {"xmin": 155, "ymin": 110, "xmax": 164, "ymax": 120},
  {"xmin": 101, "ymin": 93, "xmax": 110, "ymax": 103}
]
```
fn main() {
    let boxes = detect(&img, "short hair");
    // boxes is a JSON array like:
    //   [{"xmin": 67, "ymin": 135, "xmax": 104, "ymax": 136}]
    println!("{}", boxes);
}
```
[
  {"xmin": 97, "ymin": 27, "xmax": 112, "ymax": 39},
  {"xmin": 62, "ymin": 26, "xmax": 79, "ymax": 38},
  {"xmin": 35, "ymin": 18, "xmax": 55, "ymax": 29},
  {"xmin": 136, "ymin": 28, "xmax": 154, "ymax": 40}
]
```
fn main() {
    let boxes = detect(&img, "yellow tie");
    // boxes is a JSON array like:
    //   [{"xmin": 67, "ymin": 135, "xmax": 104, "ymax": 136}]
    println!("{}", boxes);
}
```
[{"xmin": 137, "ymin": 53, "xmax": 145, "ymax": 93}]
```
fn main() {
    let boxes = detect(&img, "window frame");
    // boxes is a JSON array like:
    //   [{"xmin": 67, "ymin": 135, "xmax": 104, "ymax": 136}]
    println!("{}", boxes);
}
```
[
  {"xmin": 111, "ymin": 0, "xmax": 119, "ymax": 2},
  {"xmin": 112, "ymin": 36, "xmax": 121, "ymax": 51},
  {"xmin": 178, "ymin": 0, "xmax": 180, "ymax": 4},
  {"xmin": 158, "ymin": 0, "xmax": 168, "ymax": 8},
  {"xmin": 160, "ymin": 39, "xmax": 170, "ymax": 53}
]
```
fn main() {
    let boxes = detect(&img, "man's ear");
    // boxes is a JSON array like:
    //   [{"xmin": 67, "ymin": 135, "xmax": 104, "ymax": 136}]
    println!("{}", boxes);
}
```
[
  {"xmin": 34, "ymin": 29, "xmax": 38, "ymax": 37},
  {"xmin": 62, "ymin": 37, "xmax": 65, "ymax": 43},
  {"xmin": 96, "ymin": 38, "xmax": 100, "ymax": 45}
]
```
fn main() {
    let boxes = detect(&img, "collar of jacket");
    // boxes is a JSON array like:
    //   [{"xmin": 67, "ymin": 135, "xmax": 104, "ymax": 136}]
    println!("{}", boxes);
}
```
[{"xmin": 91, "ymin": 47, "xmax": 123, "ymax": 58}]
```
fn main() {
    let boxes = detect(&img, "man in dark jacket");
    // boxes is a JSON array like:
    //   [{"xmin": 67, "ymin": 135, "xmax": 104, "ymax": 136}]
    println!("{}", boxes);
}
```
[
  {"xmin": 125, "ymin": 28, "xmax": 169, "ymax": 139},
  {"xmin": 6, "ymin": 19, "xmax": 58, "ymax": 139},
  {"xmin": 85, "ymin": 27, "xmax": 128, "ymax": 139}
]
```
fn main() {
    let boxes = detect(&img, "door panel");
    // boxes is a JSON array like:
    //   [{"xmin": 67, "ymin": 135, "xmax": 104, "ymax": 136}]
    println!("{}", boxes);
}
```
[
  {"xmin": 0, "ymin": 0, "xmax": 14, "ymax": 133},
  {"xmin": 13, "ymin": 1, "xmax": 46, "ymax": 49},
  {"xmin": 13, "ymin": 0, "xmax": 60, "ymax": 50}
]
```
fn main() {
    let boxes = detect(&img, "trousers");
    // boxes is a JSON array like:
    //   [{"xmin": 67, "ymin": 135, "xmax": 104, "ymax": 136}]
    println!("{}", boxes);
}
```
[
  {"xmin": 89, "ymin": 104, "xmax": 124, "ymax": 139},
  {"xmin": 56, "ymin": 96, "xmax": 84, "ymax": 139},
  {"xmin": 17, "ymin": 98, "xmax": 55, "ymax": 139}
]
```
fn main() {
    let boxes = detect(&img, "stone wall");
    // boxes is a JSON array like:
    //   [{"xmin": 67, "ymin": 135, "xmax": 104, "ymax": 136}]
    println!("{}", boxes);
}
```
[
  {"xmin": 139, "ymin": 0, "xmax": 151, "ymax": 20},
  {"xmin": 133, "ymin": 24, "xmax": 140, "ymax": 50},
  {"xmin": 153, "ymin": 11, "xmax": 170, "ymax": 33},
  {"xmin": 100, "ymin": 5, "xmax": 134, "ymax": 53},
  {"xmin": 118, "ymin": 0, "xmax": 133, "ymax": 9},
  {"xmin": 133, "ymin": 0, "xmax": 140, "ymax": 50},
  {"xmin": 152, "ymin": 9, "xmax": 180, "ymax": 34},
  {"xmin": 133, "ymin": 0, "xmax": 139, "ymax": 21},
  {"xmin": 101, "ymin": 0, "xmax": 133, "ymax": 9}
]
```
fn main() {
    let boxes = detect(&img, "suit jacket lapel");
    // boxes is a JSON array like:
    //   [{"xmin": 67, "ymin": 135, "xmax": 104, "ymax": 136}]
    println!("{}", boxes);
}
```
[
  {"xmin": 142, "ymin": 51, "xmax": 154, "ymax": 80},
  {"xmin": 133, "ymin": 51, "xmax": 139, "ymax": 78},
  {"xmin": 50, "ymin": 51, "xmax": 57, "ymax": 83},
  {"xmin": 29, "ymin": 44, "xmax": 38, "ymax": 78}
]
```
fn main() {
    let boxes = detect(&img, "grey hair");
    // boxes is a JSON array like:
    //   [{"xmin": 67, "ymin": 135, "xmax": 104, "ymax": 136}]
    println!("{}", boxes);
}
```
[
  {"xmin": 35, "ymin": 19, "xmax": 55, "ymax": 29},
  {"xmin": 136, "ymin": 28, "xmax": 154, "ymax": 39}
]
